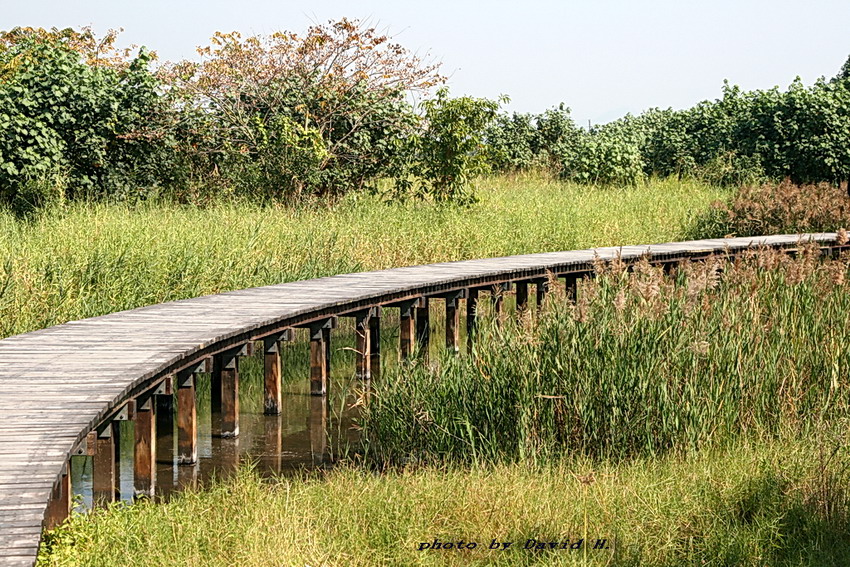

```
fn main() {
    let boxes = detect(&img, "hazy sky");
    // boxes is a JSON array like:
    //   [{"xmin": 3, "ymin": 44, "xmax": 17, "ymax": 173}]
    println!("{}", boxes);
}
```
[{"xmin": 3, "ymin": 0, "xmax": 849, "ymax": 125}]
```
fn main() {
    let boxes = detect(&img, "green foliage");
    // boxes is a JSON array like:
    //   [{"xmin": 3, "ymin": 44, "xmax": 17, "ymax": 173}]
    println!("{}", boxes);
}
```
[
  {"xmin": 165, "ymin": 21, "xmax": 437, "ymax": 201},
  {"xmin": 485, "ymin": 104, "xmax": 580, "ymax": 173},
  {"xmin": 559, "ymin": 119, "xmax": 645, "ymax": 186},
  {"xmin": 484, "ymin": 59, "xmax": 850, "ymax": 188},
  {"xmin": 409, "ymin": 88, "xmax": 504, "ymax": 203},
  {"xmin": 0, "ymin": 28, "xmax": 178, "ymax": 211}
]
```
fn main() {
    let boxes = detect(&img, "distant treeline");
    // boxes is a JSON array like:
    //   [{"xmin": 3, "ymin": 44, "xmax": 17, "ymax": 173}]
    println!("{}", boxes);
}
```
[{"xmin": 1, "ymin": 22, "xmax": 849, "ymax": 213}]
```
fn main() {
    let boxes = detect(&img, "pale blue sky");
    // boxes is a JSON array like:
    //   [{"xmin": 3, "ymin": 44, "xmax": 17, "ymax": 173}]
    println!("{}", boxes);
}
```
[{"xmin": 3, "ymin": 0, "xmax": 849, "ymax": 125}]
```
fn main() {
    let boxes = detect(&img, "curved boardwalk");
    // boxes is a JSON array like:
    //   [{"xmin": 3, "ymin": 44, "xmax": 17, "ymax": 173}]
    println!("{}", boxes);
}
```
[{"xmin": 0, "ymin": 233, "xmax": 841, "ymax": 566}]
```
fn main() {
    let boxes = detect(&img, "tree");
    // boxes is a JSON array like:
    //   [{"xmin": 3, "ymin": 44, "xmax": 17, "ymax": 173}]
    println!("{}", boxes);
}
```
[{"xmin": 164, "ymin": 18, "xmax": 444, "ymax": 199}]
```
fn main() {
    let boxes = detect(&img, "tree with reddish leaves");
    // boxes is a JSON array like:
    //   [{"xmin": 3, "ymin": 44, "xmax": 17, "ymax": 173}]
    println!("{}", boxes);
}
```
[{"xmin": 164, "ymin": 18, "xmax": 445, "ymax": 199}]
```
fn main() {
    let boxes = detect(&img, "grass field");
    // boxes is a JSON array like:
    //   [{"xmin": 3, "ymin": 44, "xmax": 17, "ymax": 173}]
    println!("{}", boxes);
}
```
[
  {"xmin": 38, "ymin": 440, "xmax": 850, "ymax": 567},
  {"xmin": 21, "ymin": 173, "xmax": 846, "ymax": 567},
  {"xmin": 0, "ymin": 174, "xmax": 724, "ymax": 338}
]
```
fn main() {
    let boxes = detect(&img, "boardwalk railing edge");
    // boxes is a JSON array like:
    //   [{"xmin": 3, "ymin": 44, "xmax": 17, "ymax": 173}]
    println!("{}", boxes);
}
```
[{"xmin": 0, "ymin": 232, "xmax": 844, "ymax": 566}]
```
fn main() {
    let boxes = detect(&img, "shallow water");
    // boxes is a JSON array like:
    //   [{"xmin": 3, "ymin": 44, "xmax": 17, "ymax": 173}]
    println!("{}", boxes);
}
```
[{"xmin": 69, "ymin": 307, "xmax": 468, "ymax": 509}]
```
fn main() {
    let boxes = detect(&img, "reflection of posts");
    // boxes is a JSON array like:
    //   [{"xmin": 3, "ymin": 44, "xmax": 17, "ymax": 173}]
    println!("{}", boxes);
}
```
[
  {"xmin": 176, "ymin": 458, "xmax": 198, "ymax": 490},
  {"xmin": 309, "ymin": 396, "xmax": 329, "ymax": 466},
  {"xmin": 264, "ymin": 412, "xmax": 283, "ymax": 474},
  {"xmin": 134, "ymin": 394, "xmax": 156, "ymax": 498},
  {"xmin": 211, "ymin": 435, "xmax": 240, "ymax": 474}
]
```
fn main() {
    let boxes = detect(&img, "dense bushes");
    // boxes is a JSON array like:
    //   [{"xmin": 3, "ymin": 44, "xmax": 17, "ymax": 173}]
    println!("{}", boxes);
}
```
[
  {"xmin": 0, "ymin": 27, "xmax": 178, "ymax": 213},
  {"xmin": 1, "ymin": 24, "xmax": 849, "ymax": 211},
  {"xmin": 0, "ymin": 23, "xmax": 506, "ymax": 210},
  {"xmin": 484, "ymin": 61, "xmax": 850, "ymax": 188}
]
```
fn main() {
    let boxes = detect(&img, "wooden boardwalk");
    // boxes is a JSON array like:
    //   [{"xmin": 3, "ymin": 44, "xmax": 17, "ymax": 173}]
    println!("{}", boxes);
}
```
[{"xmin": 0, "ymin": 233, "xmax": 840, "ymax": 566}]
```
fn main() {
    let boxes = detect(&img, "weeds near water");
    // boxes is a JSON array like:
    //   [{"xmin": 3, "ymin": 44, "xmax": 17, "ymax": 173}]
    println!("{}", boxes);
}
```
[{"xmin": 362, "ymin": 243, "xmax": 850, "ymax": 465}]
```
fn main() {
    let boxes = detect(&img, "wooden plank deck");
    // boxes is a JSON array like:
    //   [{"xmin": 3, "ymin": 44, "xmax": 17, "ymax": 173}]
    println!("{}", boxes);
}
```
[{"xmin": 0, "ymin": 233, "xmax": 838, "ymax": 565}]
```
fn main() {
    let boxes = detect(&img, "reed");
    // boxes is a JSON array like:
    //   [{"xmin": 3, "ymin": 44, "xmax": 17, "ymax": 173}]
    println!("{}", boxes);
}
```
[{"xmin": 362, "ymin": 244, "xmax": 850, "ymax": 465}]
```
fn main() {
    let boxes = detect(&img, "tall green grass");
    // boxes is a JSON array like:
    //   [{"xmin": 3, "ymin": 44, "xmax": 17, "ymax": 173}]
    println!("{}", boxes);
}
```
[
  {"xmin": 362, "ymin": 245, "xmax": 850, "ymax": 465},
  {"xmin": 0, "ymin": 174, "xmax": 724, "ymax": 338},
  {"xmin": 38, "ymin": 440, "xmax": 850, "ymax": 566}
]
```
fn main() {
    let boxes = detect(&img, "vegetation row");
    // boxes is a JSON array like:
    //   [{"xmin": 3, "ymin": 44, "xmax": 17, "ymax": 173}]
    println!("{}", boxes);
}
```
[{"xmin": 2, "ymin": 22, "xmax": 850, "ymax": 215}]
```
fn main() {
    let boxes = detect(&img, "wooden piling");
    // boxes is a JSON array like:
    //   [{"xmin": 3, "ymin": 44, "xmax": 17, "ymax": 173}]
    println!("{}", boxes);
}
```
[
  {"xmin": 307, "ymin": 321, "xmax": 333, "ymax": 396},
  {"xmin": 515, "ymin": 281, "xmax": 529, "ymax": 312},
  {"xmin": 492, "ymin": 284, "xmax": 505, "ymax": 316},
  {"xmin": 92, "ymin": 425, "xmax": 116, "ymax": 508},
  {"xmin": 564, "ymin": 273, "xmax": 578, "ymax": 302},
  {"xmin": 415, "ymin": 298, "xmax": 430, "ymax": 360},
  {"xmin": 154, "ymin": 379, "xmax": 173, "ymax": 465},
  {"xmin": 263, "ymin": 331, "xmax": 291, "ymax": 415},
  {"xmin": 446, "ymin": 294, "xmax": 461, "ymax": 353},
  {"xmin": 176, "ymin": 370, "xmax": 197, "ymax": 464},
  {"xmin": 354, "ymin": 310, "xmax": 373, "ymax": 380},
  {"xmin": 466, "ymin": 287, "xmax": 480, "ymax": 350},
  {"xmin": 213, "ymin": 350, "xmax": 240, "ymax": 438},
  {"xmin": 535, "ymin": 278, "xmax": 549, "ymax": 309},
  {"xmin": 44, "ymin": 465, "xmax": 70, "ymax": 530},
  {"xmin": 369, "ymin": 308, "xmax": 381, "ymax": 380},
  {"xmin": 133, "ymin": 395, "xmax": 156, "ymax": 498},
  {"xmin": 399, "ymin": 300, "xmax": 417, "ymax": 359}
]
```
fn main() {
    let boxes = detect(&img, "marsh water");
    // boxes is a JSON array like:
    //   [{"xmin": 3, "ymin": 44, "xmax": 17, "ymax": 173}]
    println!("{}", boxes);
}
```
[{"xmin": 69, "ymin": 306, "xmax": 472, "ymax": 509}]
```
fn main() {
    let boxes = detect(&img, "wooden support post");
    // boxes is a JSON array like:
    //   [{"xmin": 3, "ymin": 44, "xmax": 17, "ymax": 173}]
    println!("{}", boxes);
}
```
[
  {"xmin": 133, "ymin": 395, "xmax": 156, "ymax": 498},
  {"xmin": 445, "ymin": 294, "xmax": 461, "ymax": 353},
  {"xmin": 92, "ymin": 425, "xmax": 115, "ymax": 508},
  {"xmin": 369, "ymin": 308, "xmax": 381, "ymax": 380},
  {"xmin": 263, "ymin": 330, "xmax": 291, "ymax": 415},
  {"xmin": 535, "ymin": 278, "xmax": 549, "ymax": 310},
  {"xmin": 350, "ymin": 309, "xmax": 375, "ymax": 380},
  {"xmin": 309, "ymin": 326, "xmax": 328, "ymax": 396},
  {"xmin": 466, "ymin": 287, "xmax": 481, "ymax": 350},
  {"xmin": 415, "ymin": 298, "xmax": 430, "ymax": 361},
  {"xmin": 308, "ymin": 396, "xmax": 328, "ymax": 466},
  {"xmin": 398, "ymin": 299, "xmax": 418, "ymax": 359},
  {"xmin": 213, "ymin": 348, "xmax": 242, "ymax": 438},
  {"xmin": 176, "ymin": 369, "xmax": 197, "ymax": 464},
  {"xmin": 44, "ymin": 465, "xmax": 70, "ymax": 530},
  {"xmin": 154, "ymin": 377, "xmax": 173, "ymax": 465},
  {"xmin": 515, "ymin": 281, "xmax": 529, "ymax": 312},
  {"xmin": 302, "ymin": 319, "xmax": 335, "ymax": 396},
  {"xmin": 492, "ymin": 284, "xmax": 505, "ymax": 316},
  {"xmin": 564, "ymin": 273, "xmax": 578, "ymax": 302}
]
